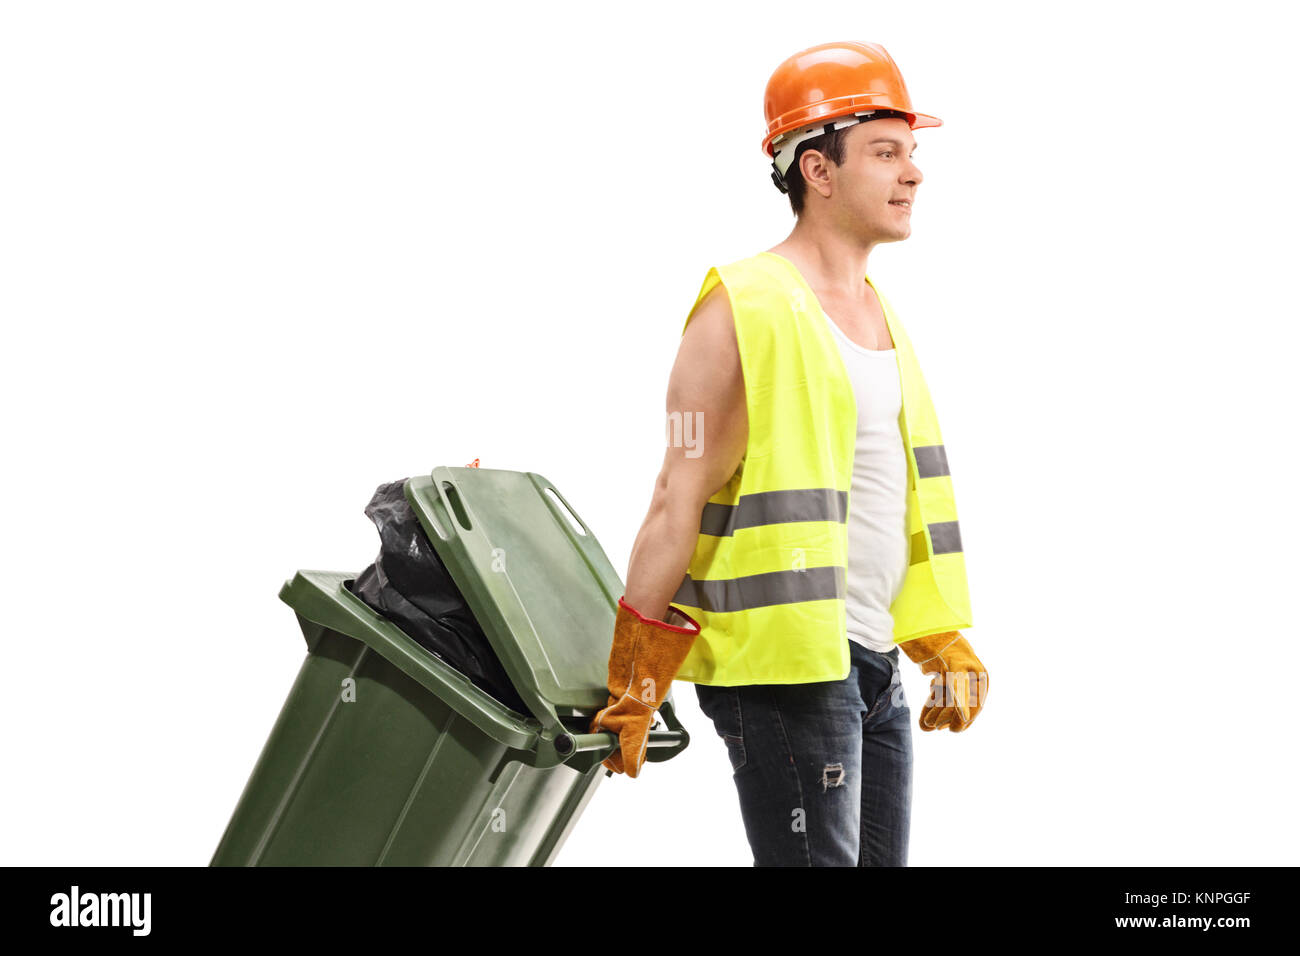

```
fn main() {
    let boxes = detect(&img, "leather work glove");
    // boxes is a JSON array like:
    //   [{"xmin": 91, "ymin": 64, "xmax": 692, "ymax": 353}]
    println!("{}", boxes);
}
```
[
  {"xmin": 589, "ymin": 596, "xmax": 700, "ymax": 777},
  {"xmin": 898, "ymin": 631, "xmax": 988, "ymax": 733}
]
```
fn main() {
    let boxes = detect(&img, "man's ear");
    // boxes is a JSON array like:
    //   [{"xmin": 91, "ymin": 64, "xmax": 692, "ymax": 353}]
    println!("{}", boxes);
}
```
[{"xmin": 800, "ymin": 150, "xmax": 833, "ymax": 200}]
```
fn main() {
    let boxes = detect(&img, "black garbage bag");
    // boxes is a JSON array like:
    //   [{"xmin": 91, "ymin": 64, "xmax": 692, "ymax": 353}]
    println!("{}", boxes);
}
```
[{"xmin": 345, "ymin": 478, "xmax": 528, "ymax": 715}]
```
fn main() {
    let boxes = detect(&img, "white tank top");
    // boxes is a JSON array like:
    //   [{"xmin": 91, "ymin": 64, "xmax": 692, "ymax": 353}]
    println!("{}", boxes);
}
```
[{"xmin": 823, "ymin": 316, "xmax": 911, "ymax": 653}]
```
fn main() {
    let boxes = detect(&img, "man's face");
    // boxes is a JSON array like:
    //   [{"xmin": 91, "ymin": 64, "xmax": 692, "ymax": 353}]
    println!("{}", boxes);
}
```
[{"xmin": 826, "ymin": 117, "xmax": 923, "ymax": 242}]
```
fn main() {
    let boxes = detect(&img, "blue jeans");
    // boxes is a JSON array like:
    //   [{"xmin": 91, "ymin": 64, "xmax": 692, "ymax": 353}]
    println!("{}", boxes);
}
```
[{"xmin": 693, "ymin": 642, "xmax": 913, "ymax": 866}]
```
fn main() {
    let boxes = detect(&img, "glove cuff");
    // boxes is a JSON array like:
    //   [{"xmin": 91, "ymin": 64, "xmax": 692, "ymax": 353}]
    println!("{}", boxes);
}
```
[
  {"xmin": 610, "ymin": 596, "xmax": 699, "ymax": 711},
  {"xmin": 617, "ymin": 595, "xmax": 701, "ymax": 635},
  {"xmin": 897, "ymin": 630, "xmax": 963, "ymax": 666}
]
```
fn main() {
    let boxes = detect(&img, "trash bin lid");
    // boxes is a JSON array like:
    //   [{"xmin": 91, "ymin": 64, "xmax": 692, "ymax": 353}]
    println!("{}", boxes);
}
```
[{"xmin": 404, "ymin": 467, "xmax": 623, "ymax": 716}]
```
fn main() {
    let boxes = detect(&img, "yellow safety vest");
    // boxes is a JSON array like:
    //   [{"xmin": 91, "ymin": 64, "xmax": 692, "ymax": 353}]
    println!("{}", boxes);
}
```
[{"xmin": 671, "ymin": 251, "xmax": 973, "ymax": 686}]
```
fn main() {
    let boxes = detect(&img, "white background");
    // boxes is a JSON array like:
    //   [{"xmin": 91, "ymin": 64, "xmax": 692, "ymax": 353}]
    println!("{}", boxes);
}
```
[{"xmin": 3, "ymin": 0, "xmax": 1297, "ymax": 866}]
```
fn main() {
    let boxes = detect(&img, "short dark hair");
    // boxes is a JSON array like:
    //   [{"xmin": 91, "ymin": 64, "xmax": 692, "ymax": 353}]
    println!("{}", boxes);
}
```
[{"xmin": 783, "ymin": 124, "xmax": 855, "ymax": 217}]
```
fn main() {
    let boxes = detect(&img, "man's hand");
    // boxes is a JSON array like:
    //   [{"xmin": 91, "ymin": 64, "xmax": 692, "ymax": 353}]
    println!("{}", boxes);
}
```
[
  {"xmin": 897, "ymin": 631, "xmax": 988, "ymax": 732},
  {"xmin": 590, "ymin": 597, "xmax": 700, "ymax": 776}
]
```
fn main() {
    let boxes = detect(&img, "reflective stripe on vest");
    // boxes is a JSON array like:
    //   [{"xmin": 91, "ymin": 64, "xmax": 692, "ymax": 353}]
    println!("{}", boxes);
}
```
[
  {"xmin": 670, "ymin": 252, "xmax": 973, "ymax": 686},
  {"xmin": 698, "ymin": 487, "xmax": 848, "ymax": 536}
]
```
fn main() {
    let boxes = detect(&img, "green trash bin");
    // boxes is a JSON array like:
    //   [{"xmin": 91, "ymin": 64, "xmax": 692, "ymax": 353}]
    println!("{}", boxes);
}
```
[{"xmin": 210, "ymin": 466, "xmax": 690, "ymax": 866}]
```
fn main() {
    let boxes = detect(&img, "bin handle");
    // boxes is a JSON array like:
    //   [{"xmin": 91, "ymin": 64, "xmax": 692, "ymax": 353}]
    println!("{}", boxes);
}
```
[
  {"xmin": 554, "ymin": 730, "xmax": 685, "ymax": 758},
  {"xmin": 555, "ymin": 695, "xmax": 691, "ymax": 763}
]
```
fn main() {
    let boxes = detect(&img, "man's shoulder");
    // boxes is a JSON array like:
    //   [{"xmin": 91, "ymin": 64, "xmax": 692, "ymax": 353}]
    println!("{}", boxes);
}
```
[{"xmin": 701, "ymin": 252, "xmax": 792, "ymax": 304}]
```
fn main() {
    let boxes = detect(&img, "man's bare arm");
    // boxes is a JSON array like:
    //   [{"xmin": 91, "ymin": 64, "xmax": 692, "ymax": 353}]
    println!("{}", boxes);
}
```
[{"xmin": 623, "ymin": 284, "xmax": 748, "ymax": 621}]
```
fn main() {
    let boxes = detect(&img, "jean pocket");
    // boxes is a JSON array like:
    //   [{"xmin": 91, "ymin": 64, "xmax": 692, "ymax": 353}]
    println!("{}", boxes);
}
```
[
  {"xmin": 696, "ymin": 684, "xmax": 747, "ymax": 773},
  {"xmin": 721, "ymin": 733, "xmax": 748, "ymax": 774},
  {"xmin": 868, "ymin": 660, "xmax": 907, "ymax": 719}
]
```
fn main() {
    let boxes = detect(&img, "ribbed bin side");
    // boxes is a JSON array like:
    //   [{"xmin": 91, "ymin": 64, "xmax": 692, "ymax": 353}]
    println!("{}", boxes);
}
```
[{"xmin": 211, "ymin": 627, "xmax": 604, "ymax": 866}]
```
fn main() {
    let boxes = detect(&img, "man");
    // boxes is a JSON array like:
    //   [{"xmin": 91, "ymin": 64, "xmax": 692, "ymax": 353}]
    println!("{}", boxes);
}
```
[{"xmin": 590, "ymin": 40, "xmax": 989, "ymax": 866}]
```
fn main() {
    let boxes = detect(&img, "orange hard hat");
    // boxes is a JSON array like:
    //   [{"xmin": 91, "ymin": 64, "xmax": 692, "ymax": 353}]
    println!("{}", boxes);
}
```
[{"xmin": 762, "ymin": 41, "xmax": 941, "ymax": 194}]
